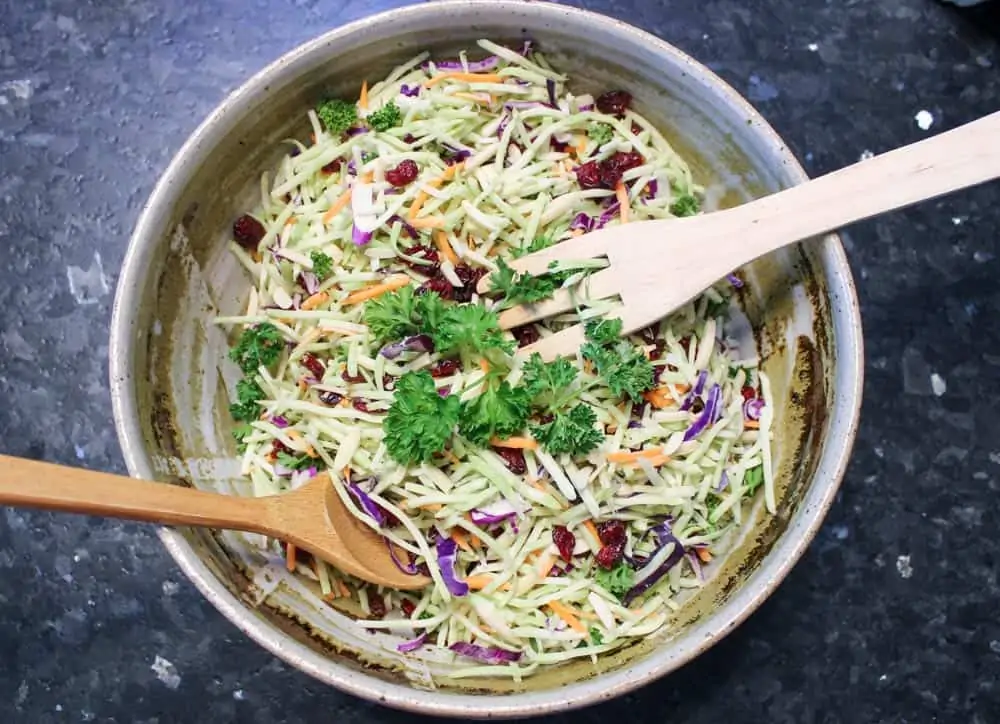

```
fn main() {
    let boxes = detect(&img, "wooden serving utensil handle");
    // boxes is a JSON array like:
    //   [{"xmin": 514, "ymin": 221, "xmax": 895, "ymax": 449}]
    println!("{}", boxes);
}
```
[{"xmin": 0, "ymin": 454, "xmax": 268, "ymax": 532}]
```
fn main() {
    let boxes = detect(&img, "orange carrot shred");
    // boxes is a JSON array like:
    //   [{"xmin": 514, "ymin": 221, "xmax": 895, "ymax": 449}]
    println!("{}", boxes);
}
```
[
  {"xmin": 451, "ymin": 529, "xmax": 472, "ymax": 552},
  {"xmin": 615, "ymin": 181, "xmax": 630, "ymax": 223},
  {"xmin": 744, "ymin": 419, "xmax": 760, "ymax": 430},
  {"xmin": 545, "ymin": 600, "xmax": 587, "ymax": 633},
  {"xmin": 423, "ymin": 72, "xmax": 505, "ymax": 88},
  {"xmin": 359, "ymin": 80, "xmax": 369, "ymax": 109},
  {"xmin": 322, "ymin": 188, "xmax": 352, "ymax": 223},
  {"xmin": 285, "ymin": 544, "xmax": 297, "ymax": 572},
  {"xmin": 696, "ymin": 547, "xmax": 713, "ymax": 563},
  {"xmin": 343, "ymin": 274, "xmax": 411, "ymax": 305},
  {"xmin": 489, "ymin": 436, "xmax": 538, "ymax": 450},
  {"xmin": 337, "ymin": 579, "xmax": 351, "ymax": 598},
  {"xmin": 606, "ymin": 448, "xmax": 665, "ymax": 464},
  {"xmin": 479, "ymin": 358, "xmax": 490, "ymax": 375},
  {"xmin": 301, "ymin": 291, "xmax": 329, "ymax": 311},
  {"xmin": 582, "ymin": 520, "xmax": 601, "ymax": 546},
  {"xmin": 434, "ymin": 230, "xmax": 460, "ymax": 266},
  {"xmin": 410, "ymin": 217, "xmax": 445, "ymax": 229}
]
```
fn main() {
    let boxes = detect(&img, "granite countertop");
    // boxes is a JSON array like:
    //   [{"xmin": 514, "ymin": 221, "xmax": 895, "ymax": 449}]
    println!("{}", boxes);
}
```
[{"xmin": 1, "ymin": 0, "xmax": 999, "ymax": 721}]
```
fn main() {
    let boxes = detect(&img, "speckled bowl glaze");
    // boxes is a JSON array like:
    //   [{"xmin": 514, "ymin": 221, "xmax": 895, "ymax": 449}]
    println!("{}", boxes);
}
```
[{"xmin": 109, "ymin": 1, "xmax": 863, "ymax": 717}]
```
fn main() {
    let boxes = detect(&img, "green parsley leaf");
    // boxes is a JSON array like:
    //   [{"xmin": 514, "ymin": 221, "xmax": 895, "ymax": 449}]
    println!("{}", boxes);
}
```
[
  {"xmin": 367, "ymin": 101, "xmax": 403, "ymax": 132},
  {"xmin": 589, "ymin": 627, "xmax": 604, "ymax": 645},
  {"xmin": 512, "ymin": 233, "xmax": 555, "ymax": 259},
  {"xmin": 588, "ymin": 122, "xmax": 614, "ymax": 146},
  {"xmin": 595, "ymin": 563, "xmax": 634, "ymax": 600},
  {"xmin": 232, "ymin": 422, "xmax": 253, "ymax": 453},
  {"xmin": 310, "ymin": 251, "xmax": 333, "ymax": 279},
  {"xmin": 744, "ymin": 464, "xmax": 764, "ymax": 494},
  {"xmin": 363, "ymin": 286, "xmax": 421, "ymax": 347},
  {"xmin": 459, "ymin": 380, "xmax": 532, "ymax": 446},
  {"xmin": 490, "ymin": 258, "xmax": 560, "ymax": 309},
  {"xmin": 530, "ymin": 403, "xmax": 603, "ymax": 457},
  {"xmin": 584, "ymin": 317, "xmax": 623, "ymax": 346},
  {"xmin": 229, "ymin": 378, "xmax": 265, "ymax": 422},
  {"xmin": 521, "ymin": 353, "xmax": 578, "ymax": 399},
  {"xmin": 434, "ymin": 304, "xmax": 514, "ymax": 356},
  {"xmin": 229, "ymin": 323, "xmax": 284, "ymax": 374},
  {"xmin": 583, "ymin": 341, "xmax": 655, "ymax": 402},
  {"xmin": 276, "ymin": 451, "xmax": 316, "ymax": 471},
  {"xmin": 670, "ymin": 193, "xmax": 701, "ymax": 217},
  {"xmin": 384, "ymin": 371, "xmax": 460, "ymax": 465},
  {"xmin": 316, "ymin": 98, "xmax": 357, "ymax": 135}
]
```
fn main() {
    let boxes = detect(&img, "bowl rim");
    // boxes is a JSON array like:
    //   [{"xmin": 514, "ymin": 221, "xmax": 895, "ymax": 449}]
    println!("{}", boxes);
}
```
[{"xmin": 109, "ymin": 0, "xmax": 864, "ymax": 716}]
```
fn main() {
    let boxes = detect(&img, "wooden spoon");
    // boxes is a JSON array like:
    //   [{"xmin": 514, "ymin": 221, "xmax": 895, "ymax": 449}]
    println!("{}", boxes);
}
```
[
  {"xmin": 0, "ymin": 455, "xmax": 430, "ymax": 590},
  {"xmin": 479, "ymin": 110, "xmax": 1000, "ymax": 360}
]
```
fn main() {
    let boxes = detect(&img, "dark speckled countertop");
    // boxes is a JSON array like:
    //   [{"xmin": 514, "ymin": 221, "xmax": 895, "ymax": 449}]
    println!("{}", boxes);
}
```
[{"xmin": 1, "ymin": 0, "xmax": 999, "ymax": 721}]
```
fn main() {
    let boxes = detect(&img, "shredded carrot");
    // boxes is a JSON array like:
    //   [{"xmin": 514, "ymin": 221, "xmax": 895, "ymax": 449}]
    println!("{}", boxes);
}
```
[
  {"xmin": 417, "ymin": 503, "xmax": 443, "ymax": 512},
  {"xmin": 423, "ymin": 72, "xmax": 505, "ymax": 88},
  {"xmin": 489, "ymin": 436, "xmax": 538, "ymax": 450},
  {"xmin": 301, "ymin": 291, "xmax": 329, "ymax": 311},
  {"xmin": 359, "ymin": 170, "xmax": 374, "ymax": 183},
  {"xmin": 441, "ymin": 162, "xmax": 464, "ymax": 181},
  {"xmin": 573, "ymin": 135, "xmax": 587, "ymax": 157},
  {"xmin": 696, "ymin": 547, "xmax": 713, "ymax": 563},
  {"xmin": 297, "ymin": 378, "xmax": 309, "ymax": 393},
  {"xmin": 582, "ymin": 520, "xmax": 602, "ymax": 545},
  {"xmin": 323, "ymin": 590, "xmax": 339, "ymax": 602},
  {"xmin": 408, "ymin": 191, "xmax": 431, "ymax": 220},
  {"xmin": 285, "ymin": 544, "xmax": 297, "ymax": 572},
  {"xmin": 535, "ymin": 550, "xmax": 558, "ymax": 578},
  {"xmin": 442, "ymin": 450, "xmax": 462, "ymax": 467},
  {"xmin": 451, "ymin": 529, "xmax": 472, "ymax": 552},
  {"xmin": 409, "ymin": 216, "xmax": 445, "ymax": 229},
  {"xmin": 465, "ymin": 574, "xmax": 492, "ymax": 590},
  {"xmin": 454, "ymin": 91, "xmax": 494, "ymax": 105},
  {"xmin": 643, "ymin": 388, "xmax": 672, "ymax": 409},
  {"xmin": 675, "ymin": 383, "xmax": 691, "ymax": 394},
  {"xmin": 487, "ymin": 244, "xmax": 502, "ymax": 257},
  {"xmin": 433, "ymin": 230, "xmax": 459, "ymax": 265},
  {"xmin": 322, "ymin": 188, "xmax": 353, "ymax": 223},
  {"xmin": 545, "ymin": 600, "xmax": 587, "ymax": 633},
  {"xmin": 407, "ymin": 163, "xmax": 463, "ymax": 219},
  {"xmin": 606, "ymin": 448, "xmax": 665, "ymax": 464},
  {"xmin": 615, "ymin": 181, "xmax": 630, "ymax": 223},
  {"xmin": 470, "ymin": 533, "xmax": 483, "ymax": 550},
  {"xmin": 744, "ymin": 419, "xmax": 760, "ymax": 430},
  {"xmin": 645, "ymin": 454, "xmax": 672, "ymax": 467},
  {"xmin": 342, "ymin": 466, "xmax": 351, "ymax": 482},
  {"xmin": 336, "ymin": 579, "xmax": 351, "ymax": 598},
  {"xmin": 359, "ymin": 80, "xmax": 368, "ymax": 109},
  {"xmin": 343, "ymin": 274, "xmax": 411, "ymax": 305},
  {"xmin": 479, "ymin": 358, "xmax": 490, "ymax": 375},
  {"xmin": 284, "ymin": 217, "xmax": 297, "ymax": 227}
]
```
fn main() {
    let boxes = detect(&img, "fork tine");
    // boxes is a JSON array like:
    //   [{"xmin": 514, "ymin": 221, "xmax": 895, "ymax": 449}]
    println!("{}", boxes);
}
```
[
  {"xmin": 517, "ymin": 323, "xmax": 587, "ymax": 362},
  {"xmin": 476, "ymin": 231, "xmax": 613, "ymax": 294},
  {"xmin": 497, "ymin": 267, "xmax": 619, "ymax": 330}
]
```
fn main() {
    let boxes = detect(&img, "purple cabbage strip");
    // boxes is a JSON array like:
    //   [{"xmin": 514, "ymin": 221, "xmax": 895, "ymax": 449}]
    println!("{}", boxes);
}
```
[
  {"xmin": 379, "ymin": 334, "xmax": 435, "ymax": 360},
  {"xmin": 726, "ymin": 273, "xmax": 744, "ymax": 288},
  {"xmin": 680, "ymin": 370, "xmax": 708, "ymax": 412},
  {"xmin": 545, "ymin": 79, "xmax": 558, "ymax": 107},
  {"xmin": 397, "ymin": 633, "xmax": 428, "ymax": 653},
  {"xmin": 716, "ymin": 469, "xmax": 730, "ymax": 493},
  {"xmin": 595, "ymin": 201, "xmax": 621, "ymax": 230},
  {"xmin": 386, "ymin": 539, "xmax": 420, "ymax": 575},
  {"xmin": 388, "ymin": 215, "xmax": 419, "ymax": 239},
  {"xmin": 578, "ymin": 103, "xmax": 594, "ymax": 111},
  {"xmin": 569, "ymin": 212, "xmax": 594, "ymax": 233},
  {"xmin": 450, "ymin": 642, "xmax": 522, "ymax": 664},
  {"xmin": 437, "ymin": 385, "xmax": 452, "ymax": 398},
  {"xmin": 743, "ymin": 397, "xmax": 765, "ymax": 421},
  {"xmin": 693, "ymin": 370, "xmax": 708, "ymax": 396},
  {"xmin": 647, "ymin": 178, "xmax": 659, "ymax": 198},
  {"xmin": 271, "ymin": 415, "xmax": 289, "ymax": 428},
  {"xmin": 399, "ymin": 84, "xmax": 420, "ymax": 97},
  {"xmin": 469, "ymin": 508, "xmax": 518, "ymax": 526},
  {"xmin": 352, "ymin": 225, "xmax": 374, "ymax": 246},
  {"xmin": 686, "ymin": 551, "xmax": 704, "ymax": 581},
  {"xmin": 504, "ymin": 100, "xmax": 551, "ymax": 111},
  {"xmin": 683, "ymin": 384, "xmax": 721, "ymax": 442},
  {"xmin": 624, "ymin": 528, "xmax": 685, "ymax": 605},
  {"xmin": 436, "ymin": 538, "xmax": 469, "ymax": 597},
  {"xmin": 346, "ymin": 127, "xmax": 368, "ymax": 137},
  {"xmin": 496, "ymin": 112, "xmax": 511, "ymax": 138},
  {"xmin": 272, "ymin": 463, "xmax": 294, "ymax": 478},
  {"xmin": 298, "ymin": 271, "xmax": 319, "ymax": 296},
  {"xmin": 424, "ymin": 55, "xmax": 500, "ymax": 73},
  {"xmin": 348, "ymin": 481, "xmax": 386, "ymax": 527}
]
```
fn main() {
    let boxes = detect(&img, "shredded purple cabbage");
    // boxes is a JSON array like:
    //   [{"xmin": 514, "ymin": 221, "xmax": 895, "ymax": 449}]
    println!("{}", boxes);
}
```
[
  {"xmin": 436, "ymin": 538, "xmax": 469, "ymax": 597},
  {"xmin": 346, "ymin": 127, "xmax": 368, "ymax": 137},
  {"xmin": 504, "ymin": 100, "xmax": 551, "ymax": 111},
  {"xmin": 424, "ymin": 55, "xmax": 500, "ymax": 73},
  {"xmin": 271, "ymin": 415, "xmax": 289, "ymax": 428},
  {"xmin": 352, "ymin": 224, "xmax": 373, "ymax": 246},
  {"xmin": 595, "ymin": 201, "xmax": 621, "ymax": 229},
  {"xmin": 379, "ymin": 334, "xmax": 435, "ymax": 360},
  {"xmin": 386, "ymin": 539, "xmax": 420, "ymax": 575},
  {"xmin": 680, "ymin": 370, "xmax": 708, "ymax": 411},
  {"xmin": 624, "ymin": 524, "xmax": 685, "ymax": 605},
  {"xmin": 450, "ymin": 642, "xmax": 522, "ymax": 664},
  {"xmin": 469, "ymin": 501, "xmax": 518, "ymax": 526},
  {"xmin": 399, "ymin": 84, "xmax": 420, "ymax": 97},
  {"xmin": 743, "ymin": 397, "xmax": 765, "ymax": 421},
  {"xmin": 578, "ymin": 103, "xmax": 594, "ymax": 111},
  {"xmin": 298, "ymin": 271, "xmax": 319, "ymax": 296},
  {"xmin": 569, "ymin": 212, "xmax": 595, "ymax": 233},
  {"xmin": 726, "ymin": 272, "xmax": 744, "ymax": 288},
  {"xmin": 348, "ymin": 481, "xmax": 386, "ymax": 527},
  {"xmin": 647, "ymin": 178, "xmax": 659, "ymax": 198},
  {"xmin": 686, "ymin": 551, "xmax": 704, "ymax": 581},
  {"xmin": 716, "ymin": 470, "xmax": 730, "ymax": 492},
  {"xmin": 388, "ymin": 215, "xmax": 419, "ymax": 239},
  {"xmin": 397, "ymin": 633, "xmax": 428, "ymax": 653},
  {"xmin": 683, "ymin": 384, "xmax": 722, "ymax": 441}
]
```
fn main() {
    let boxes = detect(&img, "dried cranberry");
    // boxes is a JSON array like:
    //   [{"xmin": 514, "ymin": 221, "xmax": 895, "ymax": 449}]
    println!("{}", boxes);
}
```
[
  {"xmin": 599, "ymin": 151, "xmax": 644, "ymax": 188},
  {"xmin": 401, "ymin": 244, "xmax": 440, "ymax": 274},
  {"xmin": 429, "ymin": 359, "xmax": 461, "ymax": 378},
  {"xmin": 630, "ymin": 121, "xmax": 643, "ymax": 135},
  {"xmin": 597, "ymin": 520, "xmax": 626, "ymax": 546},
  {"xmin": 575, "ymin": 160, "xmax": 602, "ymax": 189},
  {"xmin": 741, "ymin": 386, "xmax": 757, "ymax": 401},
  {"xmin": 452, "ymin": 264, "xmax": 486, "ymax": 303},
  {"xmin": 386, "ymin": 159, "xmax": 419, "ymax": 187},
  {"xmin": 270, "ymin": 439, "xmax": 292, "ymax": 456},
  {"xmin": 300, "ymin": 353, "xmax": 325, "ymax": 380},
  {"xmin": 352, "ymin": 398, "xmax": 374, "ymax": 413},
  {"xmin": 494, "ymin": 447, "xmax": 527, "ymax": 475},
  {"xmin": 403, "ymin": 134, "xmax": 417, "ymax": 144},
  {"xmin": 596, "ymin": 90, "xmax": 632, "ymax": 117},
  {"xmin": 382, "ymin": 374, "xmax": 397, "ymax": 391},
  {"xmin": 595, "ymin": 540, "xmax": 625, "ymax": 569},
  {"xmin": 318, "ymin": 390, "xmax": 343, "ymax": 406},
  {"xmin": 679, "ymin": 337, "xmax": 692, "ymax": 354},
  {"xmin": 552, "ymin": 526, "xmax": 576, "ymax": 563},
  {"xmin": 367, "ymin": 593, "xmax": 387, "ymax": 619},
  {"xmin": 342, "ymin": 370, "xmax": 366, "ymax": 384},
  {"xmin": 401, "ymin": 599, "xmax": 416, "ymax": 617},
  {"xmin": 417, "ymin": 277, "xmax": 454, "ymax": 300},
  {"xmin": 512, "ymin": 325, "xmax": 540, "ymax": 348},
  {"xmin": 232, "ymin": 214, "xmax": 266, "ymax": 251},
  {"xmin": 321, "ymin": 159, "xmax": 342, "ymax": 175}
]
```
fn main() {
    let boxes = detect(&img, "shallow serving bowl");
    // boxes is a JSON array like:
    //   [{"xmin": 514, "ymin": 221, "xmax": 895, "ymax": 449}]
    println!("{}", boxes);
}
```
[{"xmin": 109, "ymin": 1, "xmax": 863, "ymax": 717}]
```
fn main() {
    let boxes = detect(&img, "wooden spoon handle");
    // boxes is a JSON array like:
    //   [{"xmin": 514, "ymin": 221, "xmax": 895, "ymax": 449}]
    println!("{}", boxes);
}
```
[
  {"xmin": 733, "ymin": 110, "xmax": 1000, "ymax": 261},
  {"xmin": 0, "ymin": 454, "xmax": 268, "ymax": 533}
]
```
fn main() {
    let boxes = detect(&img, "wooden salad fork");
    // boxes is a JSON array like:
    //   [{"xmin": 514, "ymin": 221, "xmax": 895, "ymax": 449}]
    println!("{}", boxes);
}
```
[
  {"xmin": 479, "ymin": 110, "xmax": 1000, "ymax": 361},
  {"xmin": 0, "ymin": 454, "xmax": 430, "ymax": 590}
]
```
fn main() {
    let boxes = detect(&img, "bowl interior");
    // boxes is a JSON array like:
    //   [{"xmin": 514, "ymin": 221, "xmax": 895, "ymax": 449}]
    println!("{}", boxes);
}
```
[{"xmin": 110, "ymin": 2, "xmax": 861, "ymax": 717}]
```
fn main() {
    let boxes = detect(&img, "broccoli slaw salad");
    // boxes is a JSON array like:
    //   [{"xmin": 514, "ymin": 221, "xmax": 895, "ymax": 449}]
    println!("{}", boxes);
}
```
[{"xmin": 217, "ymin": 40, "xmax": 774, "ymax": 679}]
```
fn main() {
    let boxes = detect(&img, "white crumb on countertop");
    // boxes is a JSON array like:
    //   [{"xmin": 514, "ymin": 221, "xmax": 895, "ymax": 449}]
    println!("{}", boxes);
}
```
[
  {"xmin": 151, "ymin": 655, "xmax": 182, "ymax": 689},
  {"xmin": 915, "ymin": 110, "xmax": 934, "ymax": 130},
  {"xmin": 859, "ymin": 149, "xmax": 874, "ymax": 161},
  {"xmin": 930, "ymin": 373, "xmax": 947, "ymax": 397},
  {"xmin": 896, "ymin": 555, "xmax": 913, "ymax": 579}
]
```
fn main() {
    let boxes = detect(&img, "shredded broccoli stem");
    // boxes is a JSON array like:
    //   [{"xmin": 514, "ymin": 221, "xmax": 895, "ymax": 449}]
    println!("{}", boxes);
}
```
[{"xmin": 216, "ymin": 40, "xmax": 774, "ymax": 679}]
